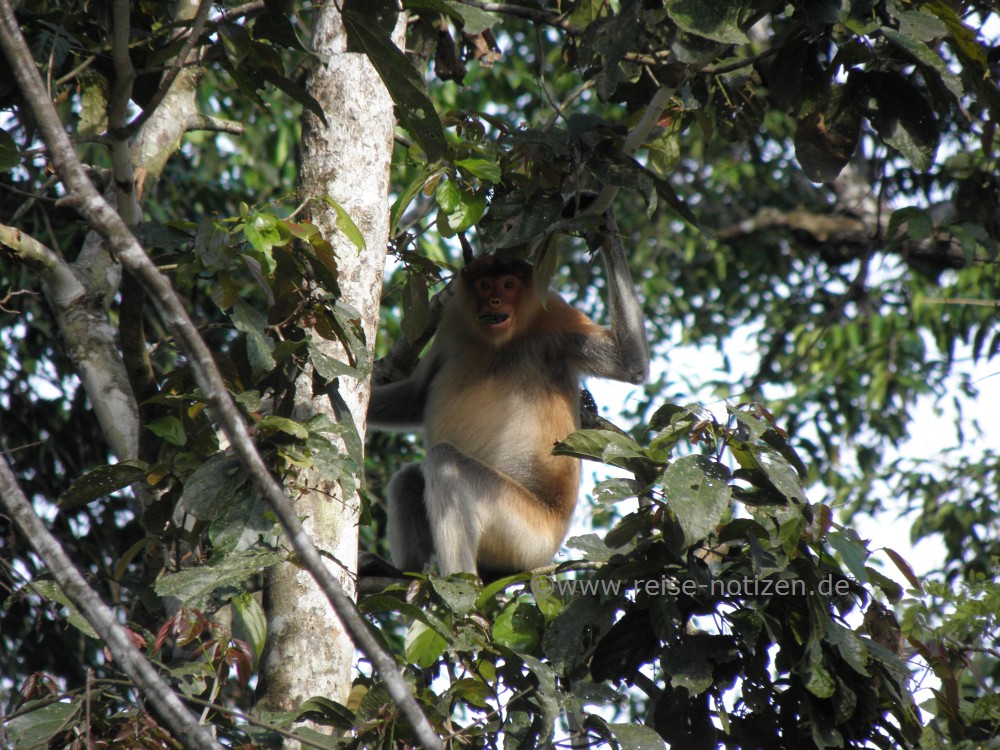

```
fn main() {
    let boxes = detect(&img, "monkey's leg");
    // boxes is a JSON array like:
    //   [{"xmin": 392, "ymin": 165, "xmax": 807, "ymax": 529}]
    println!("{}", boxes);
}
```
[
  {"xmin": 385, "ymin": 462, "xmax": 435, "ymax": 573},
  {"xmin": 423, "ymin": 442, "xmax": 569, "ymax": 577}
]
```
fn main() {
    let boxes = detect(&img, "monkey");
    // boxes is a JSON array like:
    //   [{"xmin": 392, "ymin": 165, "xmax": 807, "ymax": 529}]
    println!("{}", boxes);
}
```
[{"xmin": 366, "ymin": 223, "xmax": 649, "ymax": 580}]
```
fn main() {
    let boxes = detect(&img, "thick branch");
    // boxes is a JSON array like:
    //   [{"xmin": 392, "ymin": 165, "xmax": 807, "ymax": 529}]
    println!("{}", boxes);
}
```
[
  {"xmin": 716, "ymin": 204, "xmax": 995, "ymax": 272},
  {"xmin": 0, "ymin": 455, "xmax": 220, "ymax": 750},
  {"xmin": 0, "ymin": 6, "xmax": 443, "ymax": 748}
]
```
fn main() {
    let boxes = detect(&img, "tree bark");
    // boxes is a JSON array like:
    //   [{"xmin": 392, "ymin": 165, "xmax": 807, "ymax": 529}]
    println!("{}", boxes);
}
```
[{"xmin": 255, "ymin": 5, "xmax": 402, "ymax": 739}]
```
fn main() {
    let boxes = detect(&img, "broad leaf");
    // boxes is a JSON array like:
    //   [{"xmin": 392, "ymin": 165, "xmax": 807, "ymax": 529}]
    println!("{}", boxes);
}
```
[{"xmin": 59, "ymin": 461, "xmax": 149, "ymax": 509}]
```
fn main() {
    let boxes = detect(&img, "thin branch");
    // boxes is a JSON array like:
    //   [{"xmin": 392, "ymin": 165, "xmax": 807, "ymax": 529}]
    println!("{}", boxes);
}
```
[
  {"xmin": 185, "ymin": 113, "xmax": 245, "ymax": 135},
  {"xmin": 0, "ymin": 287, "xmax": 38, "ymax": 313},
  {"xmin": 213, "ymin": 1, "xmax": 267, "ymax": 24},
  {"xmin": 702, "ymin": 47, "xmax": 778, "ymax": 75},
  {"xmin": 0, "ymin": 455, "xmax": 222, "ymax": 750},
  {"xmin": 922, "ymin": 297, "xmax": 1000, "ymax": 307},
  {"xmin": 0, "ymin": 5, "xmax": 443, "ymax": 748}
]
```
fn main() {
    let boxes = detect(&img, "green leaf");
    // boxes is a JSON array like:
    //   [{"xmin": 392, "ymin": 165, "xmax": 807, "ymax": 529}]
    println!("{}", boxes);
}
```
[
  {"xmin": 400, "ymin": 273, "xmax": 430, "ymax": 343},
  {"xmin": 492, "ymin": 599, "xmax": 544, "ymax": 651},
  {"xmin": 231, "ymin": 592, "xmax": 267, "ymax": 666},
  {"xmin": 321, "ymin": 195, "xmax": 366, "ymax": 252},
  {"xmin": 446, "ymin": 1, "xmax": 501, "ymax": 34},
  {"xmin": 429, "ymin": 577, "xmax": 478, "ymax": 615},
  {"xmin": 887, "ymin": 206, "xmax": 932, "ymax": 243},
  {"xmin": 252, "ymin": 11, "xmax": 308, "ymax": 51},
  {"xmin": 259, "ymin": 415, "xmax": 310, "ymax": 439},
  {"xmin": 860, "ymin": 71, "xmax": 939, "ymax": 171},
  {"xmin": 155, "ymin": 548, "xmax": 283, "ymax": 607},
  {"xmin": 390, "ymin": 166, "xmax": 440, "ymax": 236},
  {"xmin": 444, "ymin": 677, "xmax": 492, "ymax": 709},
  {"xmin": 404, "ymin": 619, "xmax": 448, "ymax": 667},
  {"xmin": 439, "ymin": 192, "xmax": 487, "ymax": 236},
  {"xmin": 0, "ymin": 128, "xmax": 21, "ymax": 171},
  {"xmin": 543, "ymin": 595, "xmax": 607, "ymax": 677},
  {"xmin": 308, "ymin": 337, "xmax": 361, "ymax": 381},
  {"xmin": 881, "ymin": 27, "xmax": 962, "ymax": 99},
  {"xmin": 259, "ymin": 68, "xmax": 327, "ymax": 127},
  {"xmin": 661, "ymin": 455, "xmax": 732, "ymax": 547},
  {"xmin": 296, "ymin": 697, "xmax": 356, "ymax": 729},
  {"xmin": 753, "ymin": 444, "xmax": 807, "ymax": 504},
  {"xmin": 178, "ymin": 454, "xmax": 243, "ymax": 521},
  {"xmin": 342, "ymin": 1, "xmax": 448, "ymax": 162},
  {"xmin": 477, "ymin": 189, "xmax": 564, "ymax": 249},
  {"xmin": 26, "ymin": 581, "xmax": 98, "ymax": 639},
  {"xmin": 604, "ymin": 509, "xmax": 649, "ymax": 549},
  {"xmin": 4, "ymin": 700, "xmax": 79, "ymax": 749},
  {"xmin": 592, "ymin": 477, "xmax": 643, "ymax": 503},
  {"xmin": 609, "ymin": 721, "xmax": 668, "ymax": 749},
  {"xmin": 827, "ymin": 530, "xmax": 870, "ymax": 584},
  {"xmin": 146, "ymin": 416, "xmax": 187, "ymax": 447},
  {"xmin": 232, "ymin": 300, "xmax": 276, "ymax": 380},
  {"xmin": 825, "ymin": 621, "xmax": 870, "ymax": 677},
  {"xmin": 456, "ymin": 157, "xmax": 501, "ymax": 183},
  {"xmin": 435, "ymin": 177, "xmax": 461, "ymax": 212},
  {"xmin": 566, "ymin": 533, "xmax": 625, "ymax": 562},
  {"xmin": 664, "ymin": 0, "xmax": 748, "ymax": 44},
  {"xmin": 805, "ymin": 658, "xmax": 835, "ymax": 698},
  {"xmin": 866, "ymin": 565, "xmax": 904, "ymax": 604},
  {"xmin": 360, "ymin": 593, "xmax": 452, "ymax": 637},
  {"xmin": 554, "ymin": 429, "xmax": 647, "ymax": 469},
  {"xmin": 59, "ymin": 461, "xmax": 149, "ymax": 509}
]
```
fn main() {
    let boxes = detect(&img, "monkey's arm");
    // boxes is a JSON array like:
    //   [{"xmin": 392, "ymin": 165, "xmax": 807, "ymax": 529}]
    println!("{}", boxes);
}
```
[
  {"xmin": 578, "ymin": 227, "xmax": 650, "ymax": 384},
  {"xmin": 367, "ymin": 352, "xmax": 438, "ymax": 430}
]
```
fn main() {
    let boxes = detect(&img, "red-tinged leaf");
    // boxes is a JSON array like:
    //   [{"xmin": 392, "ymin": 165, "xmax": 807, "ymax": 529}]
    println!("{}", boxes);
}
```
[
  {"xmin": 815, "ymin": 503, "xmax": 833, "ymax": 540},
  {"xmin": 227, "ymin": 639, "xmax": 255, "ymax": 686},
  {"xmin": 154, "ymin": 618, "xmax": 173, "ymax": 654},
  {"xmin": 882, "ymin": 547, "xmax": 924, "ymax": 593}
]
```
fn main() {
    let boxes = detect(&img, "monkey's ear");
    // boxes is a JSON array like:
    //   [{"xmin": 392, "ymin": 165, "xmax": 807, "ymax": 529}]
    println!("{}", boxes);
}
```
[{"xmin": 459, "ymin": 232, "xmax": 475, "ymax": 266}]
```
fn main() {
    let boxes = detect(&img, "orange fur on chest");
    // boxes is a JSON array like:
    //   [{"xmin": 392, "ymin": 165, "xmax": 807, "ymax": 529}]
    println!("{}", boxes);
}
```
[{"xmin": 424, "ymin": 350, "xmax": 580, "ymax": 508}]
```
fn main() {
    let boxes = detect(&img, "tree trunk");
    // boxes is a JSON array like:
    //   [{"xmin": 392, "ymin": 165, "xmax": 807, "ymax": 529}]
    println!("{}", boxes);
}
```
[{"xmin": 255, "ymin": 5, "xmax": 401, "ymax": 740}]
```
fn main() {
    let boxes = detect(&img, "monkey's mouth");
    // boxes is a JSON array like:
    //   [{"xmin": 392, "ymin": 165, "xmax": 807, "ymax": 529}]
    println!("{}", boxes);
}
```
[{"xmin": 476, "ymin": 312, "xmax": 511, "ymax": 326}]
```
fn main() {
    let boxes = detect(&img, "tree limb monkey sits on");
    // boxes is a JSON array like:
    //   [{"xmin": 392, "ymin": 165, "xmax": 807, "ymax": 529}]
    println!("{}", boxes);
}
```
[{"xmin": 367, "ymin": 217, "xmax": 649, "ymax": 580}]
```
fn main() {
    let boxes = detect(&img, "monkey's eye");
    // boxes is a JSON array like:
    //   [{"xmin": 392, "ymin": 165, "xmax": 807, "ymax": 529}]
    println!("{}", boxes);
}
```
[
  {"xmin": 502, "ymin": 279, "xmax": 516, "ymax": 291},
  {"xmin": 477, "ymin": 280, "xmax": 492, "ymax": 293}
]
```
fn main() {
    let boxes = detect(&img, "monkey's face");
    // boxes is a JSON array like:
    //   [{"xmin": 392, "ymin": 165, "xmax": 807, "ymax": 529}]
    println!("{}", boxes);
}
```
[{"xmin": 471, "ymin": 273, "xmax": 523, "ymax": 335}]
